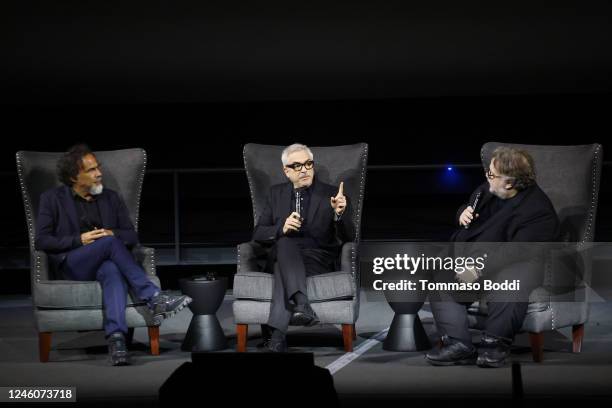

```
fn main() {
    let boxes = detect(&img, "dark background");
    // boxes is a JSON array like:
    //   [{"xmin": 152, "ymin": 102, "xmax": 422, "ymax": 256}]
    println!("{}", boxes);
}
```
[
  {"xmin": 2, "ymin": 0, "xmax": 611, "ymax": 291},
  {"xmin": 3, "ymin": 1, "xmax": 612, "ymax": 103}
]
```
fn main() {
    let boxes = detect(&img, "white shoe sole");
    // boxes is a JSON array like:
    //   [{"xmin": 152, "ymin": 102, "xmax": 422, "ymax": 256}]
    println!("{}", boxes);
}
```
[{"xmin": 151, "ymin": 296, "xmax": 192, "ymax": 325}]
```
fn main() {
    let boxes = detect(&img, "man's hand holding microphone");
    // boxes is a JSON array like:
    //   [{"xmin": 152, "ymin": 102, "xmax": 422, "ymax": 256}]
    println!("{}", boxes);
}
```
[
  {"xmin": 459, "ymin": 206, "xmax": 479, "ymax": 228},
  {"xmin": 282, "ymin": 212, "xmax": 303, "ymax": 235},
  {"xmin": 283, "ymin": 181, "xmax": 346, "ymax": 235}
]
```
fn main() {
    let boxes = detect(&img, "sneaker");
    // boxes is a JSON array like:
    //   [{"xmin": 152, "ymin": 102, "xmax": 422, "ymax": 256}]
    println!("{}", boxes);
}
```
[
  {"xmin": 425, "ymin": 335, "xmax": 477, "ymax": 366},
  {"xmin": 477, "ymin": 333, "xmax": 512, "ymax": 368},
  {"xmin": 148, "ymin": 292, "xmax": 192, "ymax": 324},
  {"xmin": 108, "ymin": 332, "xmax": 130, "ymax": 366}
]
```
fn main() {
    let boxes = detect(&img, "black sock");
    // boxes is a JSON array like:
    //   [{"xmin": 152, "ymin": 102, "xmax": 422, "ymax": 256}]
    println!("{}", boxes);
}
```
[{"xmin": 292, "ymin": 291, "xmax": 308, "ymax": 306}]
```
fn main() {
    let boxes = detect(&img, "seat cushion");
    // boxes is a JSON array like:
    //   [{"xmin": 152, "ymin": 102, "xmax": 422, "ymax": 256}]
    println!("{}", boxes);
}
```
[
  {"xmin": 233, "ymin": 271, "xmax": 355, "ymax": 302},
  {"xmin": 468, "ymin": 300, "xmax": 550, "ymax": 316},
  {"xmin": 34, "ymin": 276, "xmax": 161, "ymax": 309}
]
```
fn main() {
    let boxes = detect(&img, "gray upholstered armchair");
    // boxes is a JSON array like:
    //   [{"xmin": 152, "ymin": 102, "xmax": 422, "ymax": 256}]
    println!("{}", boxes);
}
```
[
  {"xmin": 468, "ymin": 142, "xmax": 603, "ymax": 362},
  {"xmin": 233, "ymin": 143, "xmax": 368, "ymax": 352},
  {"xmin": 16, "ymin": 148, "xmax": 161, "ymax": 362}
]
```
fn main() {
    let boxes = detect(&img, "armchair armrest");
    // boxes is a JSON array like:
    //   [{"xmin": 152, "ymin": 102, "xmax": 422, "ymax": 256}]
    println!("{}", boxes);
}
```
[
  {"xmin": 341, "ymin": 242, "xmax": 360, "ymax": 304},
  {"xmin": 237, "ymin": 241, "xmax": 269, "ymax": 273},
  {"xmin": 30, "ymin": 250, "xmax": 51, "ymax": 281},
  {"xmin": 132, "ymin": 245, "xmax": 157, "ymax": 277},
  {"xmin": 341, "ymin": 242, "xmax": 357, "ymax": 275}
]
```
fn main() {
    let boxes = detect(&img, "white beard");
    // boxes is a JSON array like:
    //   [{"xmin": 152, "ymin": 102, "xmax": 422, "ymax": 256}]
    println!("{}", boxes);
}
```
[{"xmin": 90, "ymin": 183, "xmax": 104, "ymax": 196}]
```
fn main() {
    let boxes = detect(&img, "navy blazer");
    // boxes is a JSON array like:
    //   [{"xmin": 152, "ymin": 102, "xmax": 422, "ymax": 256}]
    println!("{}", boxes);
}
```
[
  {"xmin": 35, "ymin": 185, "xmax": 139, "ymax": 272},
  {"xmin": 253, "ymin": 178, "xmax": 355, "ymax": 251}
]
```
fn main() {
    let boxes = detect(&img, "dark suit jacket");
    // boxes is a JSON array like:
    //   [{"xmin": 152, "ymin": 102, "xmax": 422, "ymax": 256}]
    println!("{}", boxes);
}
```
[
  {"xmin": 253, "ymin": 178, "xmax": 355, "ymax": 251},
  {"xmin": 452, "ymin": 182, "xmax": 560, "ymax": 243},
  {"xmin": 451, "ymin": 182, "xmax": 560, "ymax": 278},
  {"xmin": 35, "ymin": 185, "xmax": 138, "ymax": 272}
]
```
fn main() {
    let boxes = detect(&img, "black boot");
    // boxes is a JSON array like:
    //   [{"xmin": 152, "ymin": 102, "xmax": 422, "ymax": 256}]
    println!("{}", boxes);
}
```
[
  {"xmin": 477, "ymin": 333, "xmax": 512, "ymax": 368},
  {"xmin": 258, "ymin": 324, "xmax": 273, "ymax": 348},
  {"xmin": 108, "ymin": 332, "xmax": 130, "ymax": 366},
  {"xmin": 265, "ymin": 329, "xmax": 288, "ymax": 353},
  {"xmin": 425, "ymin": 335, "xmax": 477, "ymax": 366}
]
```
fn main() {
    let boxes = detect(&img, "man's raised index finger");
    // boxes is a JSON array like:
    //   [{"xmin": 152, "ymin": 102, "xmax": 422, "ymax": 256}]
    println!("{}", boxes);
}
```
[{"xmin": 336, "ymin": 181, "xmax": 344, "ymax": 197}]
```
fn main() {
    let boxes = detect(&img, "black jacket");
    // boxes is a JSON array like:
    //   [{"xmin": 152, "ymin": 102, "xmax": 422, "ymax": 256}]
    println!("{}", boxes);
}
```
[
  {"xmin": 452, "ymin": 182, "xmax": 560, "ymax": 243},
  {"xmin": 253, "ymin": 178, "xmax": 355, "ymax": 251},
  {"xmin": 451, "ymin": 182, "xmax": 560, "ymax": 278},
  {"xmin": 35, "ymin": 185, "xmax": 138, "ymax": 272}
]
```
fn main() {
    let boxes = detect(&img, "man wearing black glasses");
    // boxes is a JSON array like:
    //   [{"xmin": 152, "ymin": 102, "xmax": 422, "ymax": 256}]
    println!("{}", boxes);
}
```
[
  {"xmin": 252, "ymin": 143, "xmax": 354, "ymax": 352},
  {"xmin": 426, "ymin": 146, "xmax": 559, "ymax": 368}
]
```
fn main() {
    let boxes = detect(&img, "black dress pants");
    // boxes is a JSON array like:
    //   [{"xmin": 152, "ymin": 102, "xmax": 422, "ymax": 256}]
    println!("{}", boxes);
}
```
[
  {"xmin": 429, "ymin": 258, "xmax": 543, "ymax": 345},
  {"xmin": 267, "ymin": 237, "xmax": 335, "ymax": 332}
]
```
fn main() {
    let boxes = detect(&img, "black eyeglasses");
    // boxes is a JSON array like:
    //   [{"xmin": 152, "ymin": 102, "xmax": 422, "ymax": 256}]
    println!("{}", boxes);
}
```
[
  {"xmin": 485, "ymin": 168, "xmax": 503, "ymax": 180},
  {"xmin": 286, "ymin": 160, "xmax": 314, "ymax": 171}
]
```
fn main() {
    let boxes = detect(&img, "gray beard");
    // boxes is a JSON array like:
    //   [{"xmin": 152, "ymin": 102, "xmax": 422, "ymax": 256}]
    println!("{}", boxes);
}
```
[{"xmin": 89, "ymin": 184, "xmax": 104, "ymax": 196}]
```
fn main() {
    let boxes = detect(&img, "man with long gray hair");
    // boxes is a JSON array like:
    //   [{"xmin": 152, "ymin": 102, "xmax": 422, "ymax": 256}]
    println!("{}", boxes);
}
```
[{"xmin": 253, "ymin": 143, "xmax": 355, "ymax": 352}]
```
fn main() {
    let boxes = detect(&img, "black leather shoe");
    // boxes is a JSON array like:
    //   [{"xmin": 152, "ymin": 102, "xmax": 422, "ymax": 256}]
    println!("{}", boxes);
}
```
[
  {"xmin": 148, "ymin": 292, "xmax": 192, "ymax": 324},
  {"xmin": 290, "ymin": 303, "xmax": 320, "ymax": 327},
  {"xmin": 477, "ymin": 333, "xmax": 512, "ymax": 368},
  {"xmin": 425, "ymin": 335, "xmax": 477, "ymax": 366},
  {"xmin": 108, "ymin": 332, "xmax": 130, "ymax": 366},
  {"xmin": 264, "ymin": 331, "xmax": 288, "ymax": 353}
]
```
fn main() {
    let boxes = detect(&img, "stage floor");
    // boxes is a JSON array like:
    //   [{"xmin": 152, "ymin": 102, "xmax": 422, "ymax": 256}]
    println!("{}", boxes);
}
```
[{"xmin": 1, "ymin": 291, "xmax": 611, "ymax": 406}]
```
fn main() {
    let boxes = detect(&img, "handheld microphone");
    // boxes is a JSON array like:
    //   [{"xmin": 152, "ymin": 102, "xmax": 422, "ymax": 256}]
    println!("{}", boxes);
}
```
[
  {"xmin": 294, "ymin": 188, "xmax": 305, "ymax": 229},
  {"xmin": 295, "ymin": 190, "xmax": 301, "ymax": 216},
  {"xmin": 464, "ymin": 190, "xmax": 482, "ymax": 229}
]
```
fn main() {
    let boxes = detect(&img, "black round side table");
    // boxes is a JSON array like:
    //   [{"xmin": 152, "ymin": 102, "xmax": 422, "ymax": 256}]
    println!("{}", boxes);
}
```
[
  {"xmin": 382, "ymin": 275, "xmax": 431, "ymax": 352},
  {"xmin": 382, "ymin": 300, "xmax": 431, "ymax": 351},
  {"xmin": 179, "ymin": 276, "xmax": 228, "ymax": 352}
]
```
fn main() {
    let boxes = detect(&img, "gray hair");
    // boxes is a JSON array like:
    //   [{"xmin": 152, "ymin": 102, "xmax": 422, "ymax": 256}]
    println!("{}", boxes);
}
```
[{"xmin": 281, "ymin": 143, "xmax": 314, "ymax": 166}]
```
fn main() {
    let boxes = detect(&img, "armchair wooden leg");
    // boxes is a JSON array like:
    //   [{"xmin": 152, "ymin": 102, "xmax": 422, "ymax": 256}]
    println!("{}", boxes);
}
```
[
  {"xmin": 39, "ymin": 332, "xmax": 52, "ymax": 363},
  {"xmin": 353, "ymin": 324, "xmax": 357, "ymax": 340},
  {"xmin": 148, "ymin": 326, "xmax": 160, "ymax": 355},
  {"xmin": 237, "ymin": 324, "xmax": 248, "ymax": 352},
  {"xmin": 342, "ymin": 324, "xmax": 354, "ymax": 352},
  {"xmin": 572, "ymin": 324, "xmax": 584, "ymax": 353},
  {"xmin": 529, "ymin": 332, "xmax": 544, "ymax": 363}
]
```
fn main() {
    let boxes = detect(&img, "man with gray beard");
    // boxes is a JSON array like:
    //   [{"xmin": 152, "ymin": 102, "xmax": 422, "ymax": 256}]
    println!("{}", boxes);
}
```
[{"xmin": 35, "ymin": 144, "xmax": 192, "ymax": 365}]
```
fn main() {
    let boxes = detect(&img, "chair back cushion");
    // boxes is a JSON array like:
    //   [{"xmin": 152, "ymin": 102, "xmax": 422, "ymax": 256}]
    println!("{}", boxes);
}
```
[
  {"xmin": 16, "ymin": 148, "xmax": 148, "ymax": 250},
  {"xmin": 481, "ymin": 143, "xmax": 602, "ymax": 243}
]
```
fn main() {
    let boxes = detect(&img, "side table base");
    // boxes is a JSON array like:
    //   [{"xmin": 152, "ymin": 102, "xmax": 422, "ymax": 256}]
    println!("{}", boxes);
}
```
[
  {"xmin": 383, "ymin": 313, "xmax": 431, "ymax": 352},
  {"xmin": 182, "ymin": 314, "xmax": 228, "ymax": 352}
]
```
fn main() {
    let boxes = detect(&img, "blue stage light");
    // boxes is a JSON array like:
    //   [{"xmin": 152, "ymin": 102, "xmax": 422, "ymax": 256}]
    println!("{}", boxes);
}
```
[{"xmin": 447, "ymin": 167, "xmax": 453, "ymax": 171}]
